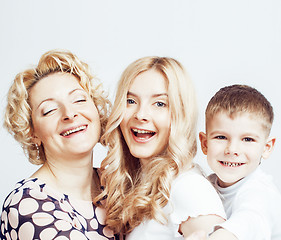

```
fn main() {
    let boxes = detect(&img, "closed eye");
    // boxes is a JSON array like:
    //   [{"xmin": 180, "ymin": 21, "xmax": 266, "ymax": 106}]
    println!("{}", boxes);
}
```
[
  {"xmin": 74, "ymin": 99, "xmax": 86, "ymax": 103},
  {"xmin": 43, "ymin": 108, "xmax": 56, "ymax": 116}
]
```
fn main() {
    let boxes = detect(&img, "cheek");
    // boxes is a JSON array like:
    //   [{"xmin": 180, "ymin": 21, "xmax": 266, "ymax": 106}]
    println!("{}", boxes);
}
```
[
  {"xmin": 89, "ymin": 109, "xmax": 100, "ymax": 124},
  {"xmin": 159, "ymin": 111, "xmax": 171, "ymax": 128},
  {"xmin": 120, "ymin": 109, "xmax": 133, "ymax": 130},
  {"xmin": 33, "ymin": 122, "xmax": 52, "ymax": 144},
  {"xmin": 210, "ymin": 141, "xmax": 224, "ymax": 150},
  {"xmin": 33, "ymin": 119, "xmax": 46, "ymax": 137},
  {"xmin": 163, "ymin": 123, "xmax": 170, "ymax": 137},
  {"xmin": 159, "ymin": 117, "xmax": 171, "ymax": 140},
  {"xmin": 247, "ymin": 147, "xmax": 262, "ymax": 159},
  {"xmin": 207, "ymin": 143, "xmax": 222, "ymax": 157},
  {"xmin": 32, "ymin": 113, "xmax": 59, "ymax": 139}
]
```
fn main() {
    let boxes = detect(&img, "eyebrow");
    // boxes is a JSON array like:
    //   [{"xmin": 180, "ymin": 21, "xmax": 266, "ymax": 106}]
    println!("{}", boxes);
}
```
[
  {"xmin": 127, "ymin": 91, "xmax": 168, "ymax": 98},
  {"xmin": 209, "ymin": 130, "xmax": 261, "ymax": 138},
  {"xmin": 36, "ymin": 88, "xmax": 85, "ymax": 110}
]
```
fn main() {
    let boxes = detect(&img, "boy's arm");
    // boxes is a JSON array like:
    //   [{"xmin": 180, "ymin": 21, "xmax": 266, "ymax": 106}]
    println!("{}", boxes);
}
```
[
  {"xmin": 180, "ymin": 214, "xmax": 225, "ymax": 238},
  {"xmin": 209, "ymin": 228, "xmax": 238, "ymax": 240},
  {"xmin": 184, "ymin": 228, "xmax": 238, "ymax": 240},
  {"xmin": 185, "ymin": 231, "xmax": 207, "ymax": 240}
]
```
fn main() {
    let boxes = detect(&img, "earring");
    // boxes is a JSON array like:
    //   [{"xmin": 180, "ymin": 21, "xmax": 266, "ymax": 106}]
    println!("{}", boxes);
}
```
[{"xmin": 35, "ymin": 144, "xmax": 40, "ymax": 161}]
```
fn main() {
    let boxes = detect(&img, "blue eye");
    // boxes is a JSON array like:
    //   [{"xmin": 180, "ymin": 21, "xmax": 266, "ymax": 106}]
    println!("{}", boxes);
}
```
[
  {"xmin": 154, "ymin": 102, "xmax": 167, "ymax": 108},
  {"xmin": 215, "ymin": 135, "xmax": 226, "ymax": 140},
  {"xmin": 243, "ymin": 137, "xmax": 254, "ymax": 142},
  {"xmin": 155, "ymin": 102, "xmax": 166, "ymax": 107},
  {"xmin": 127, "ymin": 99, "xmax": 136, "ymax": 104}
]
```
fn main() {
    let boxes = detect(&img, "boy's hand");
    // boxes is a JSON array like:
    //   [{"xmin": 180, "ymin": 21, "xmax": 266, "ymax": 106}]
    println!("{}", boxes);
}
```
[{"xmin": 185, "ymin": 231, "xmax": 207, "ymax": 240}]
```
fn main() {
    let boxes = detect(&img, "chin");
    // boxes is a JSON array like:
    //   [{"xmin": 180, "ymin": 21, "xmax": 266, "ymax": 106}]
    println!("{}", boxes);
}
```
[{"xmin": 132, "ymin": 153, "xmax": 151, "ymax": 159}]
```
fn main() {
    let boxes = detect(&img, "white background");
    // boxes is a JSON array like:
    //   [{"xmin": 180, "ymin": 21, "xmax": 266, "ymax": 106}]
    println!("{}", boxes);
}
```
[{"xmin": 0, "ymin": 0, "xmax": 280, "ymax": 207}]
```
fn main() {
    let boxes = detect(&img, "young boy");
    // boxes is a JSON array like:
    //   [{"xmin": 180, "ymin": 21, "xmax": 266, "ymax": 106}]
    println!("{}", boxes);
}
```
[{"xmin": 199, "ymin": 84, "xmax": 281, "ymax": 240}]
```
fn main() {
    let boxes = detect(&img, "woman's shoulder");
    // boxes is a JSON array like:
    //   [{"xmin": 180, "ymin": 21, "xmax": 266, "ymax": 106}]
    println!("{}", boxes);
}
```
[
  {"xmin": 169, "ymin": 164, "xmax": 226, "ymax": 223},
  {"xmin": 1, "ymin": 178, "xmax": 63, "ymax": 211},
  {"xmin": 172, "ymin": 164, "xmax": 209, "ymax": 188},
  {"xmin": 2, "ymin": 178, "xmax": 40, "ymax": 205},
  {"xmin": 170, "ymin": 163, "xmax": 225, "ymax": 209}
]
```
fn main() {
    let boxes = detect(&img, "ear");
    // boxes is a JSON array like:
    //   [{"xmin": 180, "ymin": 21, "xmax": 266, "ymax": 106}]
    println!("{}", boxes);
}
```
[
  {"xmin": 199, "ymin": 132, "xmax": 208, "ymax": 155},
  {"xmin": 31, "ymin": 133, "xmax": 42, "ymax": 147},
  {"xmin": 262, "ymin": 136, "xmax": 276, "ymax": 159}
]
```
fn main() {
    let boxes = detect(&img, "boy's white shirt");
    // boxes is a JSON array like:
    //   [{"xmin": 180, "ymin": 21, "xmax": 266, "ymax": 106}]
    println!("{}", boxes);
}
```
[{"xmin": 209, "ymin": 167, "xmax": 281, "ymax": 240}]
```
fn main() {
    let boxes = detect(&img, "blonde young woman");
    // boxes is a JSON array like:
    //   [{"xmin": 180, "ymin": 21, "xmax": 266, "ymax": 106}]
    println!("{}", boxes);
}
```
[
  {"xmin": 0, "ymin": 50, "xmax": 118, "ymax": 240},
  {"xmin": 95, "ymin": 57, "xmax": 226, "ymax": 239}
]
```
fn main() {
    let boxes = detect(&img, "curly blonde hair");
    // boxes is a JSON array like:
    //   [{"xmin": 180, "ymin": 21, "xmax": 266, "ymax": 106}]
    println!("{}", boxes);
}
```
[
  {"xmin": 4, "ymin": 49, "xmax": 110, "ymax": 165},
  {"xmin": 94, "ymin": 56, "xmax": 198, "ymax": 234}
]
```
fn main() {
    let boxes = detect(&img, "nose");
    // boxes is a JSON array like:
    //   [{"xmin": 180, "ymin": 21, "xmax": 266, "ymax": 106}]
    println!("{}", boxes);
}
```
[
  {"xmin": 224, "ymin": 140, "xmax": 239, "ymax": 156},
  {"xmin": 134, "ymin": 104, "xmax": 149, "ymax": 122},
  {"xmin": 61, "ymin": 104, "xmax": 78, "ymax": 121}
]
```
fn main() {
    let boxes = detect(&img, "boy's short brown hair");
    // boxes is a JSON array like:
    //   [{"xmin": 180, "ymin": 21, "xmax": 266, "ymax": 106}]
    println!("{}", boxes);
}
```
[{"xmin": 205, "ymin": 84, "xmax": 274, "ymax": 135}]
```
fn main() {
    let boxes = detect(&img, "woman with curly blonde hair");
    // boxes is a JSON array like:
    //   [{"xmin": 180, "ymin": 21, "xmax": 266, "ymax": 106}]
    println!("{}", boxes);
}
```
[
  {"xmin": 95, "ymin": 56, "xmax": 226, "ymax": 239},
  {"xmin": 1, "ymin": 49, "xmax": 118, "ymax": 239}
]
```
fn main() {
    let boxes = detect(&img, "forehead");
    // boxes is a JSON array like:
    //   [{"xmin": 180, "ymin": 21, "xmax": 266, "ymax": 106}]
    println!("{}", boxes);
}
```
[
  {"xmin": 29, "ymin": 72, "xmax": 83, "ymax": 107},
  {"xmin": 129, "ymin": 70, "xmax": 167, "ymax": 94},
  {"xmin": 208, "ymin": 111, "xmax": 269, "ymax": 135}
]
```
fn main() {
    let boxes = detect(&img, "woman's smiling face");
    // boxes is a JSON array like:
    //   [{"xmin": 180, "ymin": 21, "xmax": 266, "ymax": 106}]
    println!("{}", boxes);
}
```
[
  {"xmin": 120, "ymin": 69, "xmax": 171, "ymax": 166},
  {"xmin": 30, "ymin": 72, "xmax": 101, "ymax": 161}
]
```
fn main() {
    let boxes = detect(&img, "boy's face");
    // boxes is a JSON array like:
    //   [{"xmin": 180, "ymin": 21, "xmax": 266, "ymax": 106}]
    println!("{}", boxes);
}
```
[{"xmin": 199, "ymin": 112, "xmax": 275, "ymax": 188}]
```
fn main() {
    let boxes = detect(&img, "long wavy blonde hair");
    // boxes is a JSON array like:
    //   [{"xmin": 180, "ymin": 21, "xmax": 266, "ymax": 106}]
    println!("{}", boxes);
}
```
[
  {"xmin": 4, "ymin": 49, "xmax": 110, "ymax": 165},
  {"xmin": 94, "ymin": 56, "xmax": 198, "ymax": 234}
]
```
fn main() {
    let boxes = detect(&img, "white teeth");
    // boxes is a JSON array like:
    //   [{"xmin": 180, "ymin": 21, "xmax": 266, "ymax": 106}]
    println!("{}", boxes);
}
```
[
  {"xmin": 222, "ymin": 161, "xmax": 242, "ymax": 167},
  {"xmin": 62, "ymin": 125, "xmax": 86, "ymax": 136},
  {"xmin": 132, "ymin": 128, "xmax": 154, "ymax": 134}
]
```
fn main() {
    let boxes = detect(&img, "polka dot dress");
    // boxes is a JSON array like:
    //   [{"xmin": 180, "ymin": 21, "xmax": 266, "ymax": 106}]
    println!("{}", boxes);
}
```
[{"xmin": 0, "ymin": 178, "xmax": 118, "ymax": 240}]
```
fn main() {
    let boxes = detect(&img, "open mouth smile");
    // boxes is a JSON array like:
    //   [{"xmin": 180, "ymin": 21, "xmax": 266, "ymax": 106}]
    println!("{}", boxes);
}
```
[
  {"xmin": 219, "ymin": 161, "xmax": 245, "ymax": 167},
  {"xmin": 131, "ymin": 128, "xmax": 156, "ymax": 141},
  {"xmin": 60, "ymin": 125, "xmax": 87, "ymax": 137}
]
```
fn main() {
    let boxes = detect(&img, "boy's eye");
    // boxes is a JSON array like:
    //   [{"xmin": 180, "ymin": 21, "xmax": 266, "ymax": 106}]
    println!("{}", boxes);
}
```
[
  {"xmin": 243, "ymin": 137, "xmax": 254, "ymax": 142},
  {"xmin": 127, "ymin": 99, "xmax": 136, "ymax": 105},
  {"xmin": 215, "ymin": 135, "xmax": 226, "ymax": 140},
  {"xmin": 154, "ymin": 101, "xmax": 166, "ymax": 107}
]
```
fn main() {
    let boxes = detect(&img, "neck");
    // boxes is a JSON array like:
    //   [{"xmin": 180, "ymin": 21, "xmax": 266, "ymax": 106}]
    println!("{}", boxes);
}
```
[
  {"xmin": 140, "ymin": 157, "xmax": 150, "ymax": 167},
  {"xmin": 32, "ymin": 153, "xmax": 96, "ymax": 201}
]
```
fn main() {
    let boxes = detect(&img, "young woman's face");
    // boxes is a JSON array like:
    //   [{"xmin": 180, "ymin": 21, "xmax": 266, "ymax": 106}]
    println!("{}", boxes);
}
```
[
  {"xmin": 120, "ymin": 69, "xmax": 171, "ymax": 166},
  {"xmin": 30, "ymin": 72, "xmax": 101, "ymax": 162}
]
